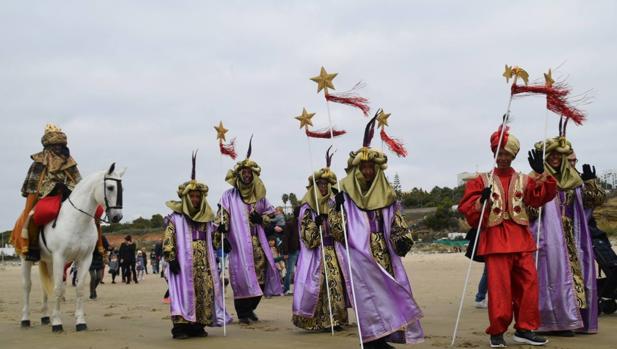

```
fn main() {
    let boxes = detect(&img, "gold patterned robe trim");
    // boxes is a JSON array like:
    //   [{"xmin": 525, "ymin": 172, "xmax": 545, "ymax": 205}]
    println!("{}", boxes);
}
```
[
  {"xmin": 371, "ymin": 232, "xmax": 394, "ymax": 275},
  {"xmin": 582, "ymin": 179, "xmax": 606, "ymax": 209},
  {"xmin": 293, "ymin": 211, "xmax": 348, "ymax": 330},
  {"xmin": 328, "ymin": 207, "xmax": 414, "ymax": 273},
  {"xmin": 163, "ymin": 221, "xmax": 216, "ymax": 325},
  {"xmin": 390, "ymin": 211, "xmax": 415, "ymax": 256},
  {"xmin": 561, "ymin": 215, "xmax": 587, "ymax": 309}
]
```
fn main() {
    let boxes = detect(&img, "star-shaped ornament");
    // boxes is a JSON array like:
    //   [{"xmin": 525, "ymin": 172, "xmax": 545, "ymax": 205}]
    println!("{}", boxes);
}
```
[
  {"xmin": 310, "ymin": 66, "xmax": 337, "ymax": 94},
  {"xmin": 214, "ymin": 121, "xmax": 229, "ymax": 142},
  {"xmin": 503, "ymin": 65, "xmax": 513, "ymax": 83},
  {"xmin": 511, "ymin": 66, "xmax": 529, "ymax": 85},
  {"xmin": 295, "ymin": 108, "xmax": 315, "ymax": 129},
  {"xmin": 377, "ymin": 110, "xmax": 391, "ymax": 128},
  {"xmin": 544, "ymin": 69, "xmax": 554, "ymax": 88}
]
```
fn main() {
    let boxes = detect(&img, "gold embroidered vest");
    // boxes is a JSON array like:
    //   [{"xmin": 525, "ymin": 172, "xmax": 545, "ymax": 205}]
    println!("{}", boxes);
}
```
[{"xmin": 480, "ymin": 172, "xmax": 530, "ymax": 227}]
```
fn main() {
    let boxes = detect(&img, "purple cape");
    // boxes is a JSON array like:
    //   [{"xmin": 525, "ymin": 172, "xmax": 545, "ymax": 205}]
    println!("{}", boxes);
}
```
[
  {"xmin": 293, "ymin": 203, "xmax": 352, "ymax": 317},
  {"xmin": 219, "ymin": 188, "xmax": 283, "ymax": 299},
  {"xmin": 531, "ymin": 186, "xmax": 597, "ymax": 333},
  {"xmin": 166, "ymin": 213, "xmax": 232, "ymax": 325},
  {"xmin": 341, "ymin": 193, "xmax": 424, "ymax": 343}
]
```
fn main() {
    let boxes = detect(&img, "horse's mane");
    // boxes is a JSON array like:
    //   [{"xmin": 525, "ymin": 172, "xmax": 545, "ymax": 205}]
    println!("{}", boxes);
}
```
[{"xmin": 71, "ymin": 169, "xmax": 119, "ymax": 196}]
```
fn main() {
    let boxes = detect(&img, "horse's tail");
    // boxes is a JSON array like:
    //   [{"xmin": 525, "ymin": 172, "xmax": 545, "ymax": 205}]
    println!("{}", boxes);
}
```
[{"xmin": 39, "ymin": 261, "xmax": 54, "ymax": 297}]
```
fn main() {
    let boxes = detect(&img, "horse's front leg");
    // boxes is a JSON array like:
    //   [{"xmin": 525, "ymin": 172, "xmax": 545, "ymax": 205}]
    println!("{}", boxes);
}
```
[
  {"xmin": 20, "ymin": 258, "xmax": 32, "ymax": 327},
  {"xmin": 40, "ymin": 261, "xmax": 52, "ymax": 325},
  {"xmin": 51, "ymin": 256, "xmax": 66, "ymax": 332},
  {"xmin": 74, "ymin": 255, "xmax": 92, "ymax": 331}
]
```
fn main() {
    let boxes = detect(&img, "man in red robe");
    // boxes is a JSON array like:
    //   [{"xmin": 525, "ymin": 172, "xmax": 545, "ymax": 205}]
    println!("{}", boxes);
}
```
[{"xmin": 459, "ymin": 127, "xmax": 557, "ymax": 348}]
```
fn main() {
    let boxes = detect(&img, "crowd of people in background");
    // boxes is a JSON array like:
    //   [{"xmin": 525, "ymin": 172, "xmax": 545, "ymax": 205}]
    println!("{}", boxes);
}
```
[
  {"xmin": 63, "ymin": 233, "xmax": 166, "ymax": 301},
  {"xmin": 60, "ymin": 204, "xmax": 301, "ymax": 304}
]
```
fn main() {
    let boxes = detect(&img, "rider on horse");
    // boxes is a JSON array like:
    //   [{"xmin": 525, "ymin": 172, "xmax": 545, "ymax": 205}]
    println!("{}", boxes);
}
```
[{"xmin": 10, "ymin": 123, "xmax": 103, "ymax": 262}]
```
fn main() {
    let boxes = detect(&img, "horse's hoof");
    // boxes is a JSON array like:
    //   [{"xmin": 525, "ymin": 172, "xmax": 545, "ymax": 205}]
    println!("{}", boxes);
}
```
[
  {"xmin": 52, "ymin": 324, "xmax": 63, "ymax": 333},
  {"xmin": 76, "ymin": 323, "xmax": 87, "ymax": 332},
  {"xmin": 20, "ymin": 320, "xmax": 31, "ymax": 328},
  {"xmin": 41, "ymin": 317, "xmax": 50, "ymax": 325}
]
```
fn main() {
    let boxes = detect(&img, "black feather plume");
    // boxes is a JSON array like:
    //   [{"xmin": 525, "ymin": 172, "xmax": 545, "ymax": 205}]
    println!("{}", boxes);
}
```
[
  {"xmin": 246, "ymin": 134, "xmax": 253, "ymax": 159},
  {"xmin": 191, "ymin": 150, "xmax": 198, "ymax": 180},
  {"xmin": 362, "ymin": 112, "xmax": 379, "ymax": 147},
  {"xmin": 326, "ymin": 145, "xmax": 334, "ymax": 168}
]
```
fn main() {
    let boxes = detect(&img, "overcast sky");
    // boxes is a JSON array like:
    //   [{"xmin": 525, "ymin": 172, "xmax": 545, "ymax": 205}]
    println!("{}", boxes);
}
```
[{"xmin": 1, "ymin": 1, "xmax": 615, "ymax": 229}]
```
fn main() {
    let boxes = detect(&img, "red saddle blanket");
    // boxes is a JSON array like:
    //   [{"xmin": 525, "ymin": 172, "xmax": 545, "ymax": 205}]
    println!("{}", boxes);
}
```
[{"xmin": 33, "ymin": 196, "xmax": 104, "ymax": 226}]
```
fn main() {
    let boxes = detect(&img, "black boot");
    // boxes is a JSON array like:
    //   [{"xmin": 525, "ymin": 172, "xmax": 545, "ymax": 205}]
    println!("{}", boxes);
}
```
[
  {"xmin": 25, "ymin": 249, "xmax": 40, "ymax": 262},
  {"xmin": 187, "ymin": 324, "xmax": 208, "ymax": 337},
  {"xmin": 171, "ymin": 324, "xmax": 190, "ymax": 339}
]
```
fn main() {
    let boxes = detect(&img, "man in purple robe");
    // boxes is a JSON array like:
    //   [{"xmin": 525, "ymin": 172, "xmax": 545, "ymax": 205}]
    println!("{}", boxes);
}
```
[
  {"xmin": 215, "ymin": 139, "xmax": 283, "ymax": 324},
  {"xmin": 531, "ymin": 135, "xmax": 605, "ymax": 336},
  {"xmin": 163, "ymin": 152, "xmax": 231, "ymax": 339},
  {"xmin": 328, "ymin": 117, "xmax": 423, "ymax": 349},
  {"xmin": 293, "ymin": 148, "xmax": 352, "ymax": 331}
]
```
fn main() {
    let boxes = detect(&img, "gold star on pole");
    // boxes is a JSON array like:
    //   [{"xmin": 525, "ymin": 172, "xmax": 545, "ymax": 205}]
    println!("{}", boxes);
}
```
[
  {"xmin": 310, "ymin": 66, "xmax": 337, "ymax": 94},
  {"xmin": 377, "ymin": 110, "xmax": 391, "ymax": 128},
  {"xmin": 294, "ymin": 108, "xmax": 315, "ymax": 129},
  {"xmin": 544, "ymin": 69, "xmax": 554, "ymax": 87},
  {"xmin": 512, "ymin": 66, "xmax": 529, "ymax": 85},
  {"xmin": 503, "ymin": 65, "xmax": 513, "ymax": 83},
  {"xmin": 214, "ymin": 121, "xmax": 229, "ymax": 142}
]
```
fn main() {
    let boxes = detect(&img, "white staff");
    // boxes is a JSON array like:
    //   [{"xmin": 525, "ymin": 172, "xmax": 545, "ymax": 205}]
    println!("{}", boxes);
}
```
[
  {"xmin": 214, "ymin": 120, "xmax": 235, "ymax": 336},
  {"xmin": 310, "ymin": 68, "xmax": 365, "ymax": 349},
  {"xmin": 295, "ymin": 108, "xmax": 337, "ymax": 334},
  {"xmin": 450, "ymin": 67, "xmax": 525, "ymax": 346},
  {"xmin": 534, "ymin": 68, "xmax": 556, "ymax": 267}
]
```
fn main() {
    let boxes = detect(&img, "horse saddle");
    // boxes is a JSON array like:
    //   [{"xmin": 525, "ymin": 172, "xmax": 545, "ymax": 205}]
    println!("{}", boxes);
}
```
[
  {"xmin": 32, "ymin": 187, "xmax": 104, "ymax": 227},
  {"xmin": 32, "ymin": 195, "xmax": 63, "ymax": 226}
]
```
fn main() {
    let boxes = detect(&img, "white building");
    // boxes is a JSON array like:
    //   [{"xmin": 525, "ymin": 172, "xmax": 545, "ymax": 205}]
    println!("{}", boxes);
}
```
[
  {"xmin": 448, "ymin": 232, "xmax": 467, "ymax": 240},
  {"xmin": 0, "ymin": 244, "xmax": 16, "ymax": 257},
  {"xmin": 601, "ymin": 170, "xmax": 617, "ymax": 189},
  {"xmin": 457, "ymin": 172, "xmax": 478, "ymax": 186}
]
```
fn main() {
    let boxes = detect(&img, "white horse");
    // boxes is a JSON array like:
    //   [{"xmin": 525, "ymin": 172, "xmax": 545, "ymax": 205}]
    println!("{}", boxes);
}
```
[{"xmin": 20, "ymin": 163, "xmax": 125, "ymax": 332}]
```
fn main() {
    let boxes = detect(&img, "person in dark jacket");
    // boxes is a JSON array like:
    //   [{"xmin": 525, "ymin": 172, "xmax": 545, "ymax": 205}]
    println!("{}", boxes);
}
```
[
  {"xmin": 282, "ymin": 206, "xmax": 301, "ymax": 295},
  {"xmin": 89, "ymin": 235, "xmax": 110, "ymax": 299},
  {"xmin": 119, "ymin": 235, "xmax": 138, "ymax": 284}
]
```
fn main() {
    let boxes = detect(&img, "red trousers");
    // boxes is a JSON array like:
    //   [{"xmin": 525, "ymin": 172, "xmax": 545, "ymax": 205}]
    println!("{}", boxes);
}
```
[{"xmin": 485, "ymin": 252, "xmax": 540, "ymax": 335}]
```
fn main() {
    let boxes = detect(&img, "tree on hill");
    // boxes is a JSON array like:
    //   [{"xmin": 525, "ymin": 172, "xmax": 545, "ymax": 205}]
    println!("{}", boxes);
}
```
[
  {"xmin": 393, "ymin": 173, "xmax": 402, "ymax": 198},
  {"xmin": 150, "ymin": 214, "xmax": 164, "ymax": 228},
  {"xmin": 424, "ymin": 199, "xmax": 459, "ymax": 231}
]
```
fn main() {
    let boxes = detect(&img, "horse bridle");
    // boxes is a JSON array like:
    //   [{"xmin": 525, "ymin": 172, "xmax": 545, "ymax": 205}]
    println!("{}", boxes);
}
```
[
  {"xmin": 67, "ymin": 176, "xmax": 123, "ymax": 224},
  {"xmin": 104, "ymin": 177, "xmax": 123, "ymax": 211}
]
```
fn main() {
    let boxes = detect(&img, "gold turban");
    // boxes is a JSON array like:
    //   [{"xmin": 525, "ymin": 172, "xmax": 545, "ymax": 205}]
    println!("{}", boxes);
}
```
[
  {"xmin": 166, "ymin": 179, "xmax": 215, "ymax": 223},
  {"xmin": 225, "ymin": 159, "xmax": 266, "ymax": 205},
  {"xmin": 41, "ymin": 123, "xmax": 68, "ymax": 147},
  {"xmin": 535, "ymin": 136, "xmax": 582, "ymax": 190},
  {"xmin": 340, "ymin": 147, "xmax": 396, "ymax": 210}
]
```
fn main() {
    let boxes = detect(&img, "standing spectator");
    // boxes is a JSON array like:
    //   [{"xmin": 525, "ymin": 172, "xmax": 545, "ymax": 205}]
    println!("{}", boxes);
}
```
[
  {"xmin": 281, "ymin": 206, "xmax": 300, "ymax": 295},
  {"xmin": 150, "ymin": 249, "xmax": 159, "ymax": 274},
  {"xmin": 154, "ymin": 241, "xmax": 164, "ymax": 277},
  {"xmin": 119, "ymin": 235, "xmax": 138, "ymax": 284},
  {"xmin": 136, "ymin": 250, "xmax": 145, "ymax": 281},
  {"xmin": 141, "ymin": 249, "xmax": 149, "ymax": 275},
  {"xmin": 108, "ymin": 249, "xmax": 120, "ymax": 284},
  {"xmin": 89, "ymin": 235, "xmax": 109, "ymax": 299}
]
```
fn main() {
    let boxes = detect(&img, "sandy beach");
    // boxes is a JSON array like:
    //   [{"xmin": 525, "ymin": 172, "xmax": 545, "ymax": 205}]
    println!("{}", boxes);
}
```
[{"xmin": 1, "ymin": 253, "xmax": 615, "ymax": 349}]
